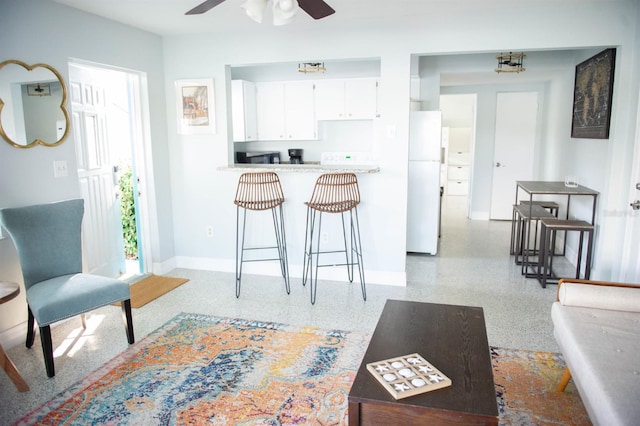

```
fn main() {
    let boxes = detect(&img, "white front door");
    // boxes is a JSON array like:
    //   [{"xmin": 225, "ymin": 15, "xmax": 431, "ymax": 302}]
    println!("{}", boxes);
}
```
[
  {"xmin": 490, "ymin": 92, "xmax": 538, "ymax": 220},
  {"xmin": 69, "ymin": 64, "xmax": 125, "ymax": 277},
  {"xmin": 620, "ymin": 88, "xmax": 640, "ymax": 282}
]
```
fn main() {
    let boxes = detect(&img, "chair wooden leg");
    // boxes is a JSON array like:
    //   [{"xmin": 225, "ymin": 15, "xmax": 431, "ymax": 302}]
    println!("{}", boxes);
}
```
[
  {"xmin": 39, "ymin": 325, "xmax": 55, "ymax": 378},
  {"xmin": 557, "ymin": 367, "xmax": 572, "ymax": 392},
  {"xmin": 0, "ymin": 342, "xmax": 29, "ymax": 392},
  {"xmin": 26, "ymin": 307, "xmax": 36, "ymax": 349},
  {"xmin": 121, "ymin": 299, "xmax": 135, "ymax": 344}
]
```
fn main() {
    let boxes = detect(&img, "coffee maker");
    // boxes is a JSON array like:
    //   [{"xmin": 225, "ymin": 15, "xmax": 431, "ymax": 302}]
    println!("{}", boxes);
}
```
[{"xmin": 288, "ymin": 149, "xmax": 304, "ymax": 164}]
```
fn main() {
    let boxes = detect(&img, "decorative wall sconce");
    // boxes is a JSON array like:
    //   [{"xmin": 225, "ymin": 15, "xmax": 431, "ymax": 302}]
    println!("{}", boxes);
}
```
[
  {"xmin": 297, "ymin": 62, "xmax": 326, "ymax": 74},
  {"xmin": 495, "ymin": 52, "xmax": 526, "ymax": 73}
]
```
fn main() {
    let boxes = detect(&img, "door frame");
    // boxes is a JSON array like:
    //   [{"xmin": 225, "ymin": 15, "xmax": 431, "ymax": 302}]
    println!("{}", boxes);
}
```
[
  {"xmin": 69, "ymin": 58, "xmax": 154, "ymax": 276},
  {"xmin": 619, "ymin": 87, "xmax": 640, "ymax": 282}
]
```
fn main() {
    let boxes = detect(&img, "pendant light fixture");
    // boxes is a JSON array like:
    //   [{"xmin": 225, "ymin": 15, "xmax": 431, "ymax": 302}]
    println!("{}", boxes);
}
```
[
  {"xmin": 495, "ymin": 52, "xmax": 526, "ymax": 73},
  {"xmin": 297, "ymin": 62, "xmax": 326, "ymax": 73}
]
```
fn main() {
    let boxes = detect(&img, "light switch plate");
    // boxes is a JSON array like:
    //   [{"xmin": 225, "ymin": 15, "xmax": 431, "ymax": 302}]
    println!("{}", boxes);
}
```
[{"xmin": 53, "ymin": 160, "xmax": 68, "ymax": 178}]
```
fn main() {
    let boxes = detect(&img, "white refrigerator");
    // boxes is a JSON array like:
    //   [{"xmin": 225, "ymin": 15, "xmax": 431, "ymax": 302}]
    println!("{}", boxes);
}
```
[{"xmin": 407, "ymin": 111, "xmax": 442, "ymax": 254}]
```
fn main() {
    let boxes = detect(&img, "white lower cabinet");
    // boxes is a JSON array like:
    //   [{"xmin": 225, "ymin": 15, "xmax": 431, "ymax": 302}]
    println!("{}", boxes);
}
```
[{"xmin": 447, "ymin": 180, "xmax": 470, "ymax": 196}]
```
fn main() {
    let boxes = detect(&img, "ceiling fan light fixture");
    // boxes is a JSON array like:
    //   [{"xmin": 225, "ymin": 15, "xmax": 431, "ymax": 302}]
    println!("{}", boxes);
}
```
[
  {"xmin": 241, "ymin": 0, "xmax": 268, "ymax": 23},
  {"xmin": 273, "ymin": 0, "xmax": 299, "ymax": 25}
]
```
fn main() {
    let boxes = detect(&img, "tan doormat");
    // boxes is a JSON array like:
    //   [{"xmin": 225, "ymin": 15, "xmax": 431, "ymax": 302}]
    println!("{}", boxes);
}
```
[{"xmin": 127, "ymin": 275, "xmax": 189, "ymax": 308}]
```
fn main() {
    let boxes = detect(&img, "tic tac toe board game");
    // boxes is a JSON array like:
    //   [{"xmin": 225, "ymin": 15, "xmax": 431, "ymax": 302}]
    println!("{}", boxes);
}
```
[{"xmin": 366, "ymin": 353, "xmax": 452, "ymax": 399}]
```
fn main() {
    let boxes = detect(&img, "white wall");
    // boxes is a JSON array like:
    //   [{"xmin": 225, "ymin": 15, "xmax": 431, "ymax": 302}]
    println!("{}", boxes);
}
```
[
  {"xmin": 0, "ymin": 0, "xmax": 172, "ymax": 345},
  {"xmin": 161, "ymin": 1, "xmax": 639, "ymax": 288}
]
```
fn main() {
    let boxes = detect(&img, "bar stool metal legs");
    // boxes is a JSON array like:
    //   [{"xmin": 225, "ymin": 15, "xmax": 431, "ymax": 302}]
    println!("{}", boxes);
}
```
[
  {"xmin": 302, "ymin": 173, "xmax": 366, "ymax": 305},
  {"xmin": 537, "ymin": 218, "xmax": 594, "ymax": 288},
  {"xmin": 234, "ymin": 172, "xmax": 290, "ymax": 297}
]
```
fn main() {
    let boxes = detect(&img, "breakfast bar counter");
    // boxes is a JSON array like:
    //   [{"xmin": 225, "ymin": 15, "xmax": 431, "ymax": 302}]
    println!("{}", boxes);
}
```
[{"xmin": 218, "ymin": 163, "xmax": 380, "ymax": 174}]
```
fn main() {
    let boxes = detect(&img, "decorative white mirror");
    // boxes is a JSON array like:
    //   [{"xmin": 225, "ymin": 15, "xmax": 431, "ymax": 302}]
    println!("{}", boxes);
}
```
[{"xmin": 0, "ymin": 60, "xmax": 70, "ymax": 148}]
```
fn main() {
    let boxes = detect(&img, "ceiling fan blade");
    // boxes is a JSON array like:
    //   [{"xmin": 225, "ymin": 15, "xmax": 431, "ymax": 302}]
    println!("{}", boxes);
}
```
[
  {"xmin": 185, "ymin": 0, "xmax": 226, "ymax": 15},
  {"xmin": 297, "ymin": 0, "xmax": 335, "ymax": 19}
]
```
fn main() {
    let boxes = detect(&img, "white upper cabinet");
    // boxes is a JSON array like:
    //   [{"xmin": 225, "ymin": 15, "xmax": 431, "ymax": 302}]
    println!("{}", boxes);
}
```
[
  {"xmin": 256, "ymin": 82, "xmax": 285, "ymax": 141},
  {"xmin": 315, "ymin": 78, "xmax": 378, "ymax": 120},
  {"xmin": 285, "ymin": 81, "xmax": 316, "ymax": 140},
  {"xmin": 255, "ymin": 81, "xmax": 316, "ymax": 141},
  {"xmin": 231, "ymin": 80, "xmax": 257, "ymax": 142}
]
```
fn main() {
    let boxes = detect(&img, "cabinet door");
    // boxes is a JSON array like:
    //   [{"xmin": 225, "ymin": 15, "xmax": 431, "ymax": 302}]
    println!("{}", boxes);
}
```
[
  {"xmin": 256, "ymin": 82, "xmax": 285, "ymax": 140},
  {"xmin": 231, "ymin": 80, "xmax": 257, "ymax": 142},
  {"xmin": 285, "ymin": 81, "xmax": 316, "ymax": 140},
  {"xmin": 314, "ymin": 79, "xmax": 344, "ymax": 120},
  {"xmin": 345, "ymin": 78, "xmax": 377, "ymax": 119},
  {"xmin": 314, "ymin": 78, "xmax": 378, "ymax": 120}
]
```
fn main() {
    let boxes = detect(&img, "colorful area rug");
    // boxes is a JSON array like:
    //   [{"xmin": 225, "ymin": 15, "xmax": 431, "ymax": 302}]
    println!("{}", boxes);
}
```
[
  {"xmin": 15, "ymin": 314, "xmax": 589, "ymax": 425},
  {"xmin": 16, "ymin": 314, "xmax": 370, "ymax": 425},
  {"xmin": 492, "ymin": 347, "xmax": 590, "ymax": 425}
]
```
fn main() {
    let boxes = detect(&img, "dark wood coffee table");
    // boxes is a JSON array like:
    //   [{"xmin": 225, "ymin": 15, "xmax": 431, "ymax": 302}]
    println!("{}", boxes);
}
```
[{"xmin": 348, "ymin": 300, "xmax": 498, "ymax": 425}]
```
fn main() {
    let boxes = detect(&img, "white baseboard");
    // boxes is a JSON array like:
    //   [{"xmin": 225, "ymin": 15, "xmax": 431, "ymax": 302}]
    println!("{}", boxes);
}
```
[
  {"xmin": 174, "ymin": 256, "xmax": 407, "ymax": 287},
  {"xmin": 152, "ymin": 257, "xmax": 178, "ymax": 275},
  {"xmin": 470, "ymin": 211, "xmax": 490, "ymax": 220}
]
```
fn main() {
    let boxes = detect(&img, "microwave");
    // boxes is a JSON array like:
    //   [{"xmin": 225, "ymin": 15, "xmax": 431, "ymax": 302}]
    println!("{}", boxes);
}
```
[{"xmin": 236, "ymin": 151, "xmax": 281, "ymax": 164}]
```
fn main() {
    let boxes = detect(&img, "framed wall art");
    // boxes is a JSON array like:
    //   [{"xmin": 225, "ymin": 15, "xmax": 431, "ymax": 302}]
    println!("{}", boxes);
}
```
[
  {"xmin": 175, "ymin": 78, "xmax": 215, "ymax": 135},
  {"xmin": 571, "ymin": 48, "xmax": 616, "ymax": 139}
]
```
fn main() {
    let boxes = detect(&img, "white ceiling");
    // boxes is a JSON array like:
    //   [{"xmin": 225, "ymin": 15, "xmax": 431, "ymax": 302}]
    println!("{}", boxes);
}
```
[
  {"xmin": 51, "ymin": 0, "xmax": 553, "ymax": 36},
  {"xmin": 50, "ymin": 0, "xmax": 592, "ymax": 86}
]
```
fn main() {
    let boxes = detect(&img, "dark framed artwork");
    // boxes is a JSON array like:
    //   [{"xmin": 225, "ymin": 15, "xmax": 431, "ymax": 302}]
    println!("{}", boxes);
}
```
[{"xmin": 571, "ymin": 48, "xmax": 616, "ymax": 139}]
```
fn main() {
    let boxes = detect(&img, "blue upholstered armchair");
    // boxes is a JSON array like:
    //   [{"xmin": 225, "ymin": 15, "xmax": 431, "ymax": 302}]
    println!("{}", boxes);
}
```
[{"xmin": 0, "ymin": 199, "xmax": 134, "ymax": 378}]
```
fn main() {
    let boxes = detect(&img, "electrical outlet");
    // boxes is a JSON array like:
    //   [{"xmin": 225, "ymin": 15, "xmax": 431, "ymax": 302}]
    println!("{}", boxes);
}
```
[
  {"xmin": 53, "ymin": 160, "xmax": 68, "ymax": 178},
  {"xmin": 321, "ymin": 232, "xmax": 329, "ymax": 244},
  {"xmin": 206, "ymin": 226, "xmax": 214, "ymax": 237}
]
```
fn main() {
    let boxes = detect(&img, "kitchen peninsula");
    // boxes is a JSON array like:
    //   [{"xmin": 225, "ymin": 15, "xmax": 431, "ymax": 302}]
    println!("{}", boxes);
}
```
[{"xmin": 218, "ymin": 163, "xmax": 380, "ymax": 174}]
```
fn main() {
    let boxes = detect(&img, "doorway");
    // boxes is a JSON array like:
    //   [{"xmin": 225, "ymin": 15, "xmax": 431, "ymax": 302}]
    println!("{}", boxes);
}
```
[
  {"xmin": 68, "ymin": 60, "xmax": 151, "ymax": 280},
  {"xmin": 440, "ymin": 94, "xmax": 477, "ymax": 218},
  {"xmin": 490, "ymin": 92, "xmax": 538, "ymax": 220}
]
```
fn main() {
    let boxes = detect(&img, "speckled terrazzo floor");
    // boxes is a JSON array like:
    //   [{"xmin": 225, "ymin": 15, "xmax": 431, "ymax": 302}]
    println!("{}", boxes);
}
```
[{"xmin": 0, "ymin": 196, "xmax": 562, "ymax": 424}]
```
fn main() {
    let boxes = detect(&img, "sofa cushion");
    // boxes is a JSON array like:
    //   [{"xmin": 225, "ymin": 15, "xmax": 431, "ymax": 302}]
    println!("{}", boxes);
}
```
[
  {"xmin": 559, "ymin": 283, "xmax": 640, "ymax": 313},
  {"xmin": 552, "ymin": 302, "xmax": 640, "ymax": 425}
]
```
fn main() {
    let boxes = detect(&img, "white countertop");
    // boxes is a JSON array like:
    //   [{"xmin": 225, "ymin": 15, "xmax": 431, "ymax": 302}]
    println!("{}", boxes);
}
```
[{"xmin": 218, "ymin": 163, "xmax": 380, "ymax": 174}]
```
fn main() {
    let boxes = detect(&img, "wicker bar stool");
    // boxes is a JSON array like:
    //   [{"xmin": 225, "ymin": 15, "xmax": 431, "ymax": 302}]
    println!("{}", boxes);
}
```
[
  {"xmin": 234, "ymin": 172, "xmax": 290, "ymax": 297},
  {"xmin": 303, "ymin": 173, "xmax": 366, "ymax": 305}
]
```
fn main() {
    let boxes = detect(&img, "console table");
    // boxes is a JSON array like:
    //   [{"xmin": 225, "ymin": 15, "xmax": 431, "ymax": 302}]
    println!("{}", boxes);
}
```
[
  {"xmin": 348, "ymin": 300, "xmax": 497, "ymax": 425},
  {"xmin": 1, "ymin": 281, "xmax": 29, "ymax": 392}
]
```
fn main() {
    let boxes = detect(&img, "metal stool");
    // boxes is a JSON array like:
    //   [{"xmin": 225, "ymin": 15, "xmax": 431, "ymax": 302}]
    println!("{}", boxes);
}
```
[
  {"xmin": 537, "ymin": 218, "xmax": 594, "ymax": 288},
  {"xmin": 303, "ymin": 173, "xmax": 366, "ymax": 304},
  {"xmin": 234, "ymin": 172, "xmax": 290, "ymax": 297},
  {"xmin": 512, "ymin": 204, "xmax": 556, "ymax": 276},
  {"xmin": 510, "ymin": 200, "xmax": 559, "ymax": 255}
]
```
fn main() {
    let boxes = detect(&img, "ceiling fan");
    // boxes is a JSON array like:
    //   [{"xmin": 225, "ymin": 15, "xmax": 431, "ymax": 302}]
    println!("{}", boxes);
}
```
[{"xmin": 185, "ymin": 0, "xmax": 335, "ymax": 20}]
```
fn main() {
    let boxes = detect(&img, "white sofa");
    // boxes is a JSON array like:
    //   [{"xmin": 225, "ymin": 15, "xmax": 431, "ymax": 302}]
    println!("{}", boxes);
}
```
[{"xmin": 551, "ymin": 278, "xmax": 640, "ymax": 426}]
